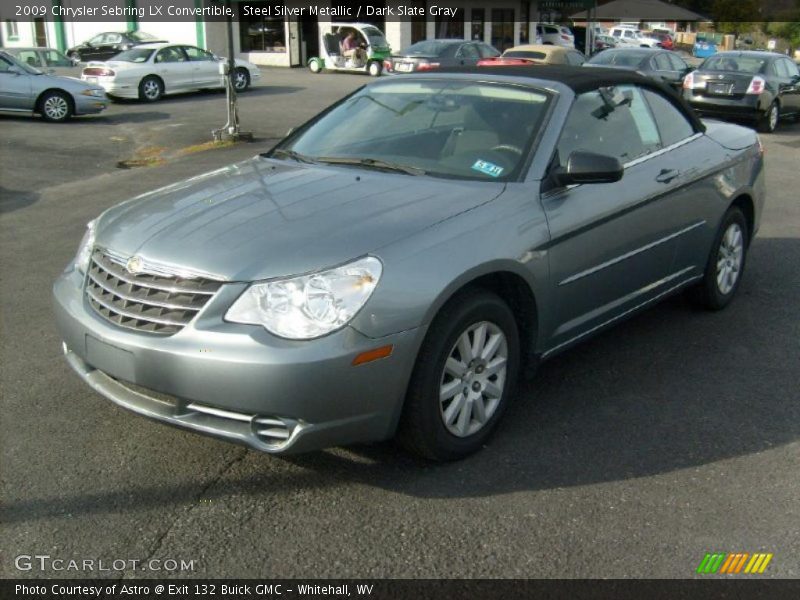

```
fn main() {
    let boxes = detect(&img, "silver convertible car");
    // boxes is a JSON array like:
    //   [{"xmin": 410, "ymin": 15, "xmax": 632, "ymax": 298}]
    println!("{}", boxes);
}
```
[{"xmin": 53, "ymin": 66, "xmax": 765, "ymax": 460}]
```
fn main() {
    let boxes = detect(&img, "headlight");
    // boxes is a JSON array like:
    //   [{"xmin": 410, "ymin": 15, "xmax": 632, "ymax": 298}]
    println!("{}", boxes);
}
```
[
  {"xmin": 225, "ymin": 257, "xmax": 382, "ymax": 340},
  {"xmin": 80, "ymin": 88, "xmax": 104, "ymax": 97},
  {"xmin": 74, "ymin": 219, "xmax": 97, "ymax": 273}
]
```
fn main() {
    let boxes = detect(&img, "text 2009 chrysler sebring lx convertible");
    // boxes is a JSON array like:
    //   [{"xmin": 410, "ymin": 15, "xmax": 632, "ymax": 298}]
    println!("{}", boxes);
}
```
[{"xmin": 54, "ymin": 66, "xmax": 765, "ymax": 460}]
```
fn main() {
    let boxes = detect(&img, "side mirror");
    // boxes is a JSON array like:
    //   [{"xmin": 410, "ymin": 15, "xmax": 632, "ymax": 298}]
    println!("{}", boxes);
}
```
[{"xmin": 553, "ymin": 151, "xmax": 624, "ymax": 186}]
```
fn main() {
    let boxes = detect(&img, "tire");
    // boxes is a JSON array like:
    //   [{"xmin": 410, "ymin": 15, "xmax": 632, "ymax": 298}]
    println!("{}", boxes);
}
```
[
  {"xmin": 367, "ymin": 61, "xmax": 382, "ymax": 77},
  {"xmin": 692, "ymin": 206, "xmax": 748, "ymax": 310},
  {"xmin": 397, "ymin": 289, "xmax": 520, "ymax": 461},
  {"xmin": 68, "ymin": 52, "xmax": 81, "ymax": 63},
  {"xmin": 138, "ymin": 76, "xmax": 163, "ymax": 102},
  {"xmin": 39, "ymin": 90, "xmax": 73, "ymax": 122},
  {"xmin": 757, "ymin": 101, "xmax": 779, "ymax": 133},
  {"xmin": 232, "ymin": 67, "xmax": 250, "ymax": 92},
  {"xmin": 308, "ymin": 59, "xmax": 322, "ymax": 74}
]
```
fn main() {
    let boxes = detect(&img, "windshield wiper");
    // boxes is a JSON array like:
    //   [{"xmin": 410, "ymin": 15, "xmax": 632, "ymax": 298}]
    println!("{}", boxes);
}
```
[
  {"xmin": 314, "ymin": 157, "xmax": 426, "ymax": 176},
  {"xmin": 268, "ymin": 148, "xmax": 317, "ymax": 164}
]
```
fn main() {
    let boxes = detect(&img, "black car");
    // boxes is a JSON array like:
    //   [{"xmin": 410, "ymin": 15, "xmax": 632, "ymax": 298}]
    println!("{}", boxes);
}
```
[
  {"xmin": 683, "ymin": 51, "xmax": 800, "ymax": 133},
  {"xmin": 584, "ymin": 47, "xmax": 693, "ymax": 90},
  {"xmin": 67, "ymin": 31, "xmax": 166, "ymax": 63},
  {"xmin": 386, "ymin": 39, "xmax": 500, "ymax": 73}
]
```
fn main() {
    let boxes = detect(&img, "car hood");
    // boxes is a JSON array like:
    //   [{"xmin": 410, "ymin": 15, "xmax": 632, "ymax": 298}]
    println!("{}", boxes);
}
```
[{"xmin": 95, "ymin": 157, "xmax": 505, "ymax": 282}]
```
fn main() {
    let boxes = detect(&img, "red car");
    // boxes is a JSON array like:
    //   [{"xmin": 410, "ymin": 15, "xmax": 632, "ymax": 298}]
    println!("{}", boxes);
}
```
[
  {"xmin": 477, "ymin": 57, "xmax": 534, "ymax": 67},
  {"xmin": 650, "ymin": 32, "xmax": 674, "ymax": 50}
]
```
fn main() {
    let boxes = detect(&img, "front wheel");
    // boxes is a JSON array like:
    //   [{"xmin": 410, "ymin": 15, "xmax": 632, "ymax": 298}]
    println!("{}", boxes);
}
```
[
  {"xmin": 232, "ymin": 67, "xmax": 250, "ymax": 92},
  {"xmin": 367, "ymin": 61, "xmax": 382, "ymax": 77},
  {"xmin": 397, "ymin": 289, "xmax": 520, "ymax": 461},
  {"xmin": 308, "ymin": 58, "xmax": 322, "ymax": 74},
  {"xmin": 39, "ymin": 90, "xmax": 73, "ymax": 122},
  {"xmin": 692, "ymin": 206, "xmax": 748, "ymax": 310}
]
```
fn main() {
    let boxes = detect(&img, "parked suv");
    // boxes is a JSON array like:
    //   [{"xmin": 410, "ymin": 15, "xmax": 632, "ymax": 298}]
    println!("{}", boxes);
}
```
[
  {"xmin": 609, "ymin": 25, "xmax": 660, "ymax": 48},
  {"xmin": 536, "ymin": 24, "xmax": 575, "ymax": 48}
]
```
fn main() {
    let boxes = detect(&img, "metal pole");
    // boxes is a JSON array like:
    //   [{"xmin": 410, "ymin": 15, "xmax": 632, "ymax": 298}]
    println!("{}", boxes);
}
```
[{"xmin": 213, "ymin": 1, "xmax": 251, "ymax": 142}]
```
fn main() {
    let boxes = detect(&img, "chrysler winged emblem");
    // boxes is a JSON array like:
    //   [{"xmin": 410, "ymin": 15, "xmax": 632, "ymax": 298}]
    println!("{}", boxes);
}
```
[{"xmin": 126, "ymin": 256, "xmax": 143, "ymax": 274}]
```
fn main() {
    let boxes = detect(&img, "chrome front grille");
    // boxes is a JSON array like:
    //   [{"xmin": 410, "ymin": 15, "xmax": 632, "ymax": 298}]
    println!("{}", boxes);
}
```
[{"xmin": 85, "ymin": 250, "xmax": 222, "ymax": 335}]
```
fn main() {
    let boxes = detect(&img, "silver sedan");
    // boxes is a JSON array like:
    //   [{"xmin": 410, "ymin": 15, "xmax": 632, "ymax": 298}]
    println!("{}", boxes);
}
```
[{"xmin": 0, "ymin": 50, "xmax": 107, "ymax": 122}]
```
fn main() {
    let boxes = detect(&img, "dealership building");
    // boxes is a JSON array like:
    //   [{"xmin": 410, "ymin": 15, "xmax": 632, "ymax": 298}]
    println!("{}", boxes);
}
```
[{"xmin": 1, "ymin": 0, "xmax": 699, "ymax": 65}]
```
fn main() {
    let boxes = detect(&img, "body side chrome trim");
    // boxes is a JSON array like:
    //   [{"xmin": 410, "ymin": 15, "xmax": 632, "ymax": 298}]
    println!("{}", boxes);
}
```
[
  {"xmin": 559, "ymin": 220, "xmax": 706, "ymax": 286},
  {"xmin": 543, "ymin": 267, "xmax": 701, "ymax": 358}
]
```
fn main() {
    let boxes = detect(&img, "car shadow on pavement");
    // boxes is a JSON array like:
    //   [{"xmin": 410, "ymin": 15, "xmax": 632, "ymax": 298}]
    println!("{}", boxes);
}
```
[
  {"xmin": 108, "ymin": 85, "xmax": 304, "ymax": 107},
  {"xmin": 1, "ymin": 238, "xmax": 798, "ymax": 523},
  {"xmin": 0, "ymin": 187, "xmax": 39, "ymax": 213}
]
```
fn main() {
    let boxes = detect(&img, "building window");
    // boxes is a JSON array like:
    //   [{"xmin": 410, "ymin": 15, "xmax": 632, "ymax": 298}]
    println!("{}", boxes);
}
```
[
  {"xmin": 471, "ymin": 9, "xmax": 485, "ymax": 41},
  {"xmin": 491, "ymin": 9, "xmax": 514, "ymax": 52},
  {"xmin": 410, "ymin": 0, "xmax": 426, "ymax": 43},
  {"xmin": 519, "ymin": 3, "xmax": 530, "ymax": 44},
  {"xmin": 5, "ymin": 20, "xmax": 20, "ymax": 40},
  {"xmin": 239, "ymin": 9, "xmax": 286, "ymax": 53},
  {"xmin": 435, "ymin": 14, "xmax": 464, "ymax": 39}
]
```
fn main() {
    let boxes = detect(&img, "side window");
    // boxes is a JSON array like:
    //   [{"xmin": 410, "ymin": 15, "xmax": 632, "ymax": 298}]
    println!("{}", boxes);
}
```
[
  {"xmin": 642, "ymin": 89, "xmax": 695, "ymax": 147},
  {"xmin": 184, "ymin": 46, "xmax": 213, "ymax": 61},
  {"xmin": 106, "ymin": 33, "xmax": 123, "ymax": 44},
  {"xmin": 773, "ymin": 59, "xmax": 790, "ymax": 78},
  {"xmin": 612, "ymin": 30, "xmax": 621, "ymax": 37},
  {"xmin": 557, "ymin": 85, "xmax": 661, "ymax": 166},
  {"xmin": 88, "ymin": 34, "xmax": 105, "ymax": 45},
  {"xmin": 624, "ymin": 30, "xmax": 635, "ymax": 39},
  {"xmin": 653, "ymin": 53, "xmax": 672, "ymax": 71},
  {"xmin": 17, "ymin": 50, "xmax": 42, "ymax": 68},
  {"xmin": 784, "ymin": 59, "xmax": 800, "ymax": 78},
  {"xmin": 44, "ymin": 50, "xmax": 71, "ymax": 66},
  {"xmin": 457, "ymin": 44, "xmax": 480, "ymax": 59},
  {"xmin": 155, "ymin": 47, "xmax": 186, "ymax": 63},
  {"xmin": 667, "ymin": 52, "xmax": 687, "ymax": 71},
  {"xmin": 0, "ymin": 55, "xmax": 14, "ymax": 72},
  {"xmin": 478, "ymin": 43, "xmax": 500, "ymax": 58}
]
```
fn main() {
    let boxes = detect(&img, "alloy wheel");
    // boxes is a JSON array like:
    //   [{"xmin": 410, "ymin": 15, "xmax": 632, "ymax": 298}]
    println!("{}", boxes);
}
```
[
  {"xmin": 439, "ymin": 321, "xmax": 508, "ymax": 438},
  {"xmin": 233, "ymin": 70, "xmax": 248, "ymax": 91},
  {"xmin": 716, "ymin": 222, "xmax": 744, "ymax": 295},
  {"xmin": 769, "ymin": 104, "xmax": 779, "ymax": 131},
  {"xmin": 43, "ymin": 95, "xmax": 69, "ymax": 120}
]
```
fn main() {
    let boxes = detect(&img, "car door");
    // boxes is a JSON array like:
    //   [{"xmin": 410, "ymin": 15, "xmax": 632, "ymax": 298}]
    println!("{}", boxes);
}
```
[
  {"xmin": 455, "ymin": 43, "xmax": 481, "ymax": 66},
  {"xmin": 153, "ymin": 46, "xmax": 194, "ymax": 92},
  {"xmin": 183, "ymin": 46, "xmax": 220, "ymax": 88},
  {"xmin": 81, "ymin": 34, "xmax": 107, "ymax": 62},
  {"xmin": 541, "ymin": 84, "xmax": 692, "ymax": 350},
  {"xmin": 651, "ymin": 52, "xmax": 681, "ymax": 88},
  {"xmin": 0, "ymin": 56, "xmax": 34, "ymax": 110},
  {"xmin": 775, "ymin": 58, "xmax": 800, "ymax": 115}
]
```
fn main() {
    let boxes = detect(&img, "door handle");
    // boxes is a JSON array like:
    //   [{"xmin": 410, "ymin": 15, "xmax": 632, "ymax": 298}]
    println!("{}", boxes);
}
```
[{"xmin": 655, "ymin": 168, "xmax": 679, "ymax": 183}]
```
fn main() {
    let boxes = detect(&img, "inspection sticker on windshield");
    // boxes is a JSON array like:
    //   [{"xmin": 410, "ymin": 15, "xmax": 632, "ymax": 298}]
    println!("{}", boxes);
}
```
[{"xmin": 472, "ymin": 160, "xmax": 504, "ymax": 178}]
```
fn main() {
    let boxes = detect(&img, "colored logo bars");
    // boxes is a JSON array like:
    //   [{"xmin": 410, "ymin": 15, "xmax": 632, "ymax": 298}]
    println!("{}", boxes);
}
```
[{"xmin": 697, "ymin": 552, "xmax": 774, "ymax": 574}]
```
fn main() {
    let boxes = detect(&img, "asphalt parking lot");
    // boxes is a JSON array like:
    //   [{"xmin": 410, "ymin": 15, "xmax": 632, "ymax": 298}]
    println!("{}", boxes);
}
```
[{"xmin": 1, "ymin": 69, "xmax": 799, "ymax": 579}]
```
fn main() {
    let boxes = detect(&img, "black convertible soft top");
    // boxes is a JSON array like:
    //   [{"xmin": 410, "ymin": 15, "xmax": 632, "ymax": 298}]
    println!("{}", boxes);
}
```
[{"xmin": 431, "ymin": 64, "xmax": 706, "ymax": 132}]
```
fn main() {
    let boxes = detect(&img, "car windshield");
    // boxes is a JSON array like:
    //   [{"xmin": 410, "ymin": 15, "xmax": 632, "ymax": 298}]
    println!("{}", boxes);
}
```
[
  {"xmin": 129, "ymin": 31, "xmax": 158, "ymax": 42},
  {"xmin": 701, "ymin": 55, "xmax": 767, "ymax": 74},
  {"xmin": 589, "ymin": 51, "xmax": 647, "ymax": 66},
  {"xmin": 361, "ymin": 26, "xmax": 388, "ymax": 46},
  {"xmin": 113, "ymin": 48, "xmax": 154, "ymax": 63},
  {"xmin": 269, "ymin": 80, "xmax": 550, "ymax": 181},
  {"xmin": 2, "ymin": 51, "xmax": 42, "ymax": 74},
  {"xmin": 504, "ymin": 50, "xmax": 547, "ymax": 60}
]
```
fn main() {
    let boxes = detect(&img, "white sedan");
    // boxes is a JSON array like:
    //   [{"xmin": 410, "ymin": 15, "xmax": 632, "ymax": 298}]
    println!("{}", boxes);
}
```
[{"xmin": 81, "ymin": 43, "xmax": 261, "ymax": 101}]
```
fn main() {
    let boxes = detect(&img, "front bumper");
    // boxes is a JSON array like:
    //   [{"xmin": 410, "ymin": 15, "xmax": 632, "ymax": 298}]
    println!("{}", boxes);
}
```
[
  {"xmin": 73, "ymin": 93, "xmax": 108, "ymax": 115},
  {"xmin": 53, "ymin": 267, "xmax": 423, "ymax": 454}
]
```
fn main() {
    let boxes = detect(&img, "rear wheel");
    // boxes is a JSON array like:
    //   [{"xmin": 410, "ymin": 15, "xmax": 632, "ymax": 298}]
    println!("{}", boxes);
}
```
[
  {"xmin": 397, "ymin": 289, "xmax": 520, "ymax": 461},
  {"xmin": 367, "ymin": 61, "xmax": 382, "ymax": 77},
  {"xmin": 138, "ymin": 76, "xmax": 163, "ymax": 102},
  {"xmin": 758, "ymin": 101, "xmax": 779, "ymax": 133},
  {"xmin": 39, "ymin": 90, "xmax": 73, "ymax": 122},
  {"xmin": 692, "ymin": 206, "xmax": 748, "ymax": 310},
  {"xmin": 68, "ymin": 51, "xmax": 81, "ymax": 63},
  {"xmin": 308, "ymin": 58, "xmax": 322, "ymax": 73},
  {"xmin": 232, "ymin": 67, "xmax": 250, "ymax": 92}
]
